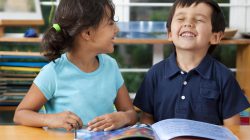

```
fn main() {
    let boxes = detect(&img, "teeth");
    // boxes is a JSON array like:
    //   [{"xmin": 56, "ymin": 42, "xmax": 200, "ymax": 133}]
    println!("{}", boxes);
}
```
[{"xmin": 180, "ymin": 32, "xmax": 196, "ymax": 37}]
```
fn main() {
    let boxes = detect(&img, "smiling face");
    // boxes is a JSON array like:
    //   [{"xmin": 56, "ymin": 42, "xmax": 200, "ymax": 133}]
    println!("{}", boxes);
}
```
[
  {"xmin": 80, "ymin": 6, "xmax": 119, "ymax": 54},
  {"xmin": 91, "ymin": 11, "xmax": 119, "ymax": 54},
  {"xmin": 168, "ymin": 3, "xmax": 221, "ymax": 53}
]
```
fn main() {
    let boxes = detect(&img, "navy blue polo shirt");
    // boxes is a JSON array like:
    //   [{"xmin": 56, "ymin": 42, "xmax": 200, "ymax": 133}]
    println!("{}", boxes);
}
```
[{"xmin": 134, "ymin": 52, "xmax": 250, "ymax": 125}]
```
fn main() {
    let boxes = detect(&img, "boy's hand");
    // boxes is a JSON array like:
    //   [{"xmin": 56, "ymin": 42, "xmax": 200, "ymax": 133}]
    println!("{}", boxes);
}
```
[
  {"xmin": 87, "ymin": 112, "xmax": 129, "ymax": 131},
  {"xmin": 45, "ymin": 111, "xmax": 83, "ymax": 131}
]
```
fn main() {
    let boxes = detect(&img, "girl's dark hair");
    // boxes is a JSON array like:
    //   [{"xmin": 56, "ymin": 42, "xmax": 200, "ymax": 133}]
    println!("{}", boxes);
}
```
[
  {"xmin": 42, "ymin": 0, "xmax": 115, "ymax": 61},
  {"xmin": 166, "ymin": 0, "xmax": 226, "ymax": 54}
]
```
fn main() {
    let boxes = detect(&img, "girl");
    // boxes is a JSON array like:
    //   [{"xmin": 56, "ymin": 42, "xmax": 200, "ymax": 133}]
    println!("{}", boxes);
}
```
[{"xmin": 14, "ymin": 0, "xmax": 137, "ymax": 131}]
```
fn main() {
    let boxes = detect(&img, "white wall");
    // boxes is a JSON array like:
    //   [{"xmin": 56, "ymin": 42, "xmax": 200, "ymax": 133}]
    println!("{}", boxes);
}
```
[
  {"xmin": 113, "ymin": 0, "xmax": 130, "ymax": 22},
  {"xmin": 229, "ymin": 0, "xmax": 250, "ymax": 32},
  {"xmin": 247, "ymin": 0, "xmax": 250, "ymax": 32},
  {"xmin": 114, "ymin": 0, "xmax": 250, "ymax": 32}
]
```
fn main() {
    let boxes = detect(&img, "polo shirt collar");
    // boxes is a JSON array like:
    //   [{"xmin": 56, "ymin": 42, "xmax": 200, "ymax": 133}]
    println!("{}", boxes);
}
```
[
  {"xmin": 165, "ymin": 52, "xmax": 181, "ymax": 78},
  {"xmin": 194, "ymin": 54, "xmax": 213, "ymax": 79},
  {"xmin": 165, "ymin": 53, "xmax": 213, "ymax": 80}
]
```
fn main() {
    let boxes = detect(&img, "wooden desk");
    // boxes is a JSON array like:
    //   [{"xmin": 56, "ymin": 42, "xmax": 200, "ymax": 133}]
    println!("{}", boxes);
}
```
[
  {"xmin": 0, "ymin": 125, "xmax": 249, "ymax": 140},
  {"xmin": 0, "ymin": 125, "xmax": 72, "ymax": 140},
  {"xmin": 229, "ymin": 125, "xmax": 250, "ymax": 140},
  {"xmin": 0, "ymin": 106, "xmax": 16, "ymax": 111}
]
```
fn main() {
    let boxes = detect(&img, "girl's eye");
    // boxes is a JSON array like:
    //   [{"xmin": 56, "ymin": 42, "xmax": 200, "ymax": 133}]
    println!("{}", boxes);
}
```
[{"xmin": 109, "ymin": 21, "xmax": 115, "ymax": 25}]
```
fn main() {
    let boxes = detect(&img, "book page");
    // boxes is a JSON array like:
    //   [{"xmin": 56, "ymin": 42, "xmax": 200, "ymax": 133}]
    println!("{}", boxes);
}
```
[{"xmin": 151, "ymin": 119, "xmax": 238, "ymax": 140}]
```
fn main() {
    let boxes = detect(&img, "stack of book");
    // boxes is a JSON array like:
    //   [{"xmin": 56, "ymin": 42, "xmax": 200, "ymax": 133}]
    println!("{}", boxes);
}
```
[
  {"xmin": 0, "ymin": 51, "xmax": 47, "ymax": 106},
  {"xmin": 240, "ymin": 108, "xmax": 250, "ymax": 125}
]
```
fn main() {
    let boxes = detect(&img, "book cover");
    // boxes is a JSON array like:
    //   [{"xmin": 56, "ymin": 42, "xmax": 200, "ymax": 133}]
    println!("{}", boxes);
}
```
[
  {"xmin": 75, "ymin": 124, "xmax": 154, "ymax": 140},
  {"xmin": 75, "ymin": 119, "xmax": 238, "ymax": 140}
]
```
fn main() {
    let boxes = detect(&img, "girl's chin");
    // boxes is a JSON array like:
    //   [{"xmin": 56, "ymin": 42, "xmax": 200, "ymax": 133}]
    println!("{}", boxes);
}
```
[{"xmin": 106, "ymin": 47, "xmax": 114, "ymax": 53}]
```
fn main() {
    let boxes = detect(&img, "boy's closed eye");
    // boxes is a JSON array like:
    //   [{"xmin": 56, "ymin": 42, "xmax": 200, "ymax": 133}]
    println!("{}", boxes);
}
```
[
  {"xmin": 195, "ymin": 18, "xmax": 205, "ymax": 23},
  {"xmin": 195, "ymin": 14, "xmax": 209, "ymax": 22},
  {"xmin": 177, "ymin": 18, "xmax": 185, "ymax": 21},
  {"xmin": 174, "ymin": 15, "xmax": 185, "ymax": 21}
]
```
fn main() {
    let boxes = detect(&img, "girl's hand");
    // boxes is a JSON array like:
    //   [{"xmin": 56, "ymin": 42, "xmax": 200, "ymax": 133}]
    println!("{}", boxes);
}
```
[
  {"xmin": 87, "ymin": 112, "xmax": 129, "ymax": 131},
  {"xmin": 45, "ymin": 111, "xmax": 83, "ymax": 131}
]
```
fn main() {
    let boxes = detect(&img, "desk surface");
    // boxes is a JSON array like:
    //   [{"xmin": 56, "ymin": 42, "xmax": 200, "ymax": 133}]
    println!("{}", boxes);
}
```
[
  {"xmin": 0, "ymin": 125, "xmax": 72, "ymax": 140},
  {"xmin": 0, "ymin": 125, "xmax": 250, "ymax": 140}
]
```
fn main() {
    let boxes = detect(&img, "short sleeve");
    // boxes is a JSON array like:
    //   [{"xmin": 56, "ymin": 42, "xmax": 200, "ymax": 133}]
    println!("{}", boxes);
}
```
[
  {"xmin": 33, "ymin": 64, "xmax": 56, "ymax": 100},
  {"xmin": 113, "ymin": 60, "xmax": 124, "ymax": 90},
  {"xmin": 222, "ymin": 75, "xmax": 250, "ymax": 119},
  {"xmin": 133, "ymin": 69, "xmax": 155, "ymax": 114}
]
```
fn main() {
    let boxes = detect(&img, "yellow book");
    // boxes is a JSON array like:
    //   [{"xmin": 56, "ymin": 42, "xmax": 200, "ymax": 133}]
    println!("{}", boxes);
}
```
[{"xmin": 0, "ymin": 66, "xmax": 40, "ymax": 72}]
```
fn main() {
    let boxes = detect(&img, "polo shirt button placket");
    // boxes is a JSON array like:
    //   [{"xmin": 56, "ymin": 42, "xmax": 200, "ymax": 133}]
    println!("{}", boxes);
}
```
[
  {"xmin": 181, "ymin": 81, "xmax": 187, "ymax": 100},
  {"xmin": 181, "ymin": 95, "xmax": 185, "ymax": 100},
  {"xmin": 183, "ymin": 81, "xmax": 187, "ymax": 85}
]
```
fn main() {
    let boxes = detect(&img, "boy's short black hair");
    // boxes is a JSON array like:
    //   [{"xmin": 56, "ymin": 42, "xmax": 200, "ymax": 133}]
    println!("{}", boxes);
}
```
[
  {"xmin": 167, "ymin": 0, "xmax": 226, "ymax": 33},
  {"xmin": 167, "ymin": 0, "xmax": 226, "ymax": 53}
]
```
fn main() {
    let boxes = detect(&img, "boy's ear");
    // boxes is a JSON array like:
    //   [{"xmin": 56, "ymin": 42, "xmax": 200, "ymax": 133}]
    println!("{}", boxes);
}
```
[
  {"xmin": 168, "ymin": 32, "xmax": 173, "ymax": 41},
  {"xmin": 210, "ymin": 31, "xmax": 224, "ymax": 45}
]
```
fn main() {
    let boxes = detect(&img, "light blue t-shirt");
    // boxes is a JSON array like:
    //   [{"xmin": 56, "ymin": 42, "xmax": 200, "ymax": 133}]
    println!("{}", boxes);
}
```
[{"xmin": 34, "ymin": 53, "xmax": 124, "ymax": 125}]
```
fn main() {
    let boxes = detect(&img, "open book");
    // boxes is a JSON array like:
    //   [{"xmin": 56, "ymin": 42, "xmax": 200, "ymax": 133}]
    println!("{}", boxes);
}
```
[{"xmin": 75, "ymin": 118, "xmax": 238, "ymax": 140}]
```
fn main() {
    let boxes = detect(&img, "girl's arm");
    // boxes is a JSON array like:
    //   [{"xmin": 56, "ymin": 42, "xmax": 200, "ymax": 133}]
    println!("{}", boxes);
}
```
[
  {"xmin": 114, "ymin": 84, "xmax": 138, "ymax": 125},
  {"xmin": 88, "ymin": 84, "xmax": 137, "ymax": 131},
  {"xmin": 140, "ymin": 112, "xmax": 155, "ymax": 125},
  {"xmin": 14, "ymin": 83, "xmax": 48, "ymax": 126},
  {"xmin": 13, "ymin": 83, "xmax": 83, "ymax": 131}
]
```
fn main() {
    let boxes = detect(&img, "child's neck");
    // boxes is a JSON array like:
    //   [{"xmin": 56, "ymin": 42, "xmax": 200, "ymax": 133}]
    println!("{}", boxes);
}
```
[
  {"xmin": 67, "ymin": 52, "xmax": 99, "ymax": 73},
  {"xmin": 176, "ymin": 50, "xmax": 206, "ymax": 72}
]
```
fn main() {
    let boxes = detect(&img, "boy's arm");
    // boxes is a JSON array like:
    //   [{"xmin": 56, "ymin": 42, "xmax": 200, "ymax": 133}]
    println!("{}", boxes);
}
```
[
  {"xmin": 140, "ymin": 112, "xmax": 155, "ymax": 125},
  {"xmin": 223, "ymin": 114, "xmax": 240, "ymax": 126}
]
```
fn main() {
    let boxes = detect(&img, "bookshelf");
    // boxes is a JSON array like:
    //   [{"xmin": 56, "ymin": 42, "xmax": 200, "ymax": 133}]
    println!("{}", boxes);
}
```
[
  {"xmin": 0, "ymin": 19, "xmax": 44, "ymax": 37},
  {"xmin": 0, "ymin": 20, "xmax": 44, "ymax": 112}
]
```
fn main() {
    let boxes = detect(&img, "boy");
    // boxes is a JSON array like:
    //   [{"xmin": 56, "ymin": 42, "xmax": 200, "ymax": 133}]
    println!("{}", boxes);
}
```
[{"xmin": 133, "ymin": 0, "xmax": 250, "ymax": 126}]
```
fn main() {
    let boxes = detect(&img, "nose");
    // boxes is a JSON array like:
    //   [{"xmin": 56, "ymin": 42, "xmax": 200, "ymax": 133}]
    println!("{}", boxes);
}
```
[
  {"xmin": 183, "ymin": 19, "xmax": 193, "ymax": 28},
  {"xmin": 184, "ymin": 24, "xmax": 192, "ymax": 27},
  {"xmin": 114, "ymin": 23, "xmax": 120, "ymax": 33}
]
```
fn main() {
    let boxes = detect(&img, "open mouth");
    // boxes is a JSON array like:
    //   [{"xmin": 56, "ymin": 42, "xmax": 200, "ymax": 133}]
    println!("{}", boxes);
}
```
[{"xmin": 180, "ymin": 31, "xmax": 197, "ymax": 37}]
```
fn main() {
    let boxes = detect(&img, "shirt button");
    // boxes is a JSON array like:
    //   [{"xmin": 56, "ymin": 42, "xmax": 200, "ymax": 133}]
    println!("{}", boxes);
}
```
[
  {"xmin": 183, "ymin": 81, "xmax": 187, "ymax": 85},
  {"xmin": 181, "ymin": 95, "xmax": 185, "ymax": 100},
  {"xmin": 180, "ymin": 71, "xmax": 184, "ymax": 74}
]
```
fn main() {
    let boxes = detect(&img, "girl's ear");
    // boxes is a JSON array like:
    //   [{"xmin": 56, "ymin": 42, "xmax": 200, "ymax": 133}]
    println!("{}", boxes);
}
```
[
  {"xmin": 210, "ymin": 31, "xmax": 224, "ymax": 45},
  {"xmin": 80, "ymin": 28, "xmax": 93, "ymax": 40}
]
